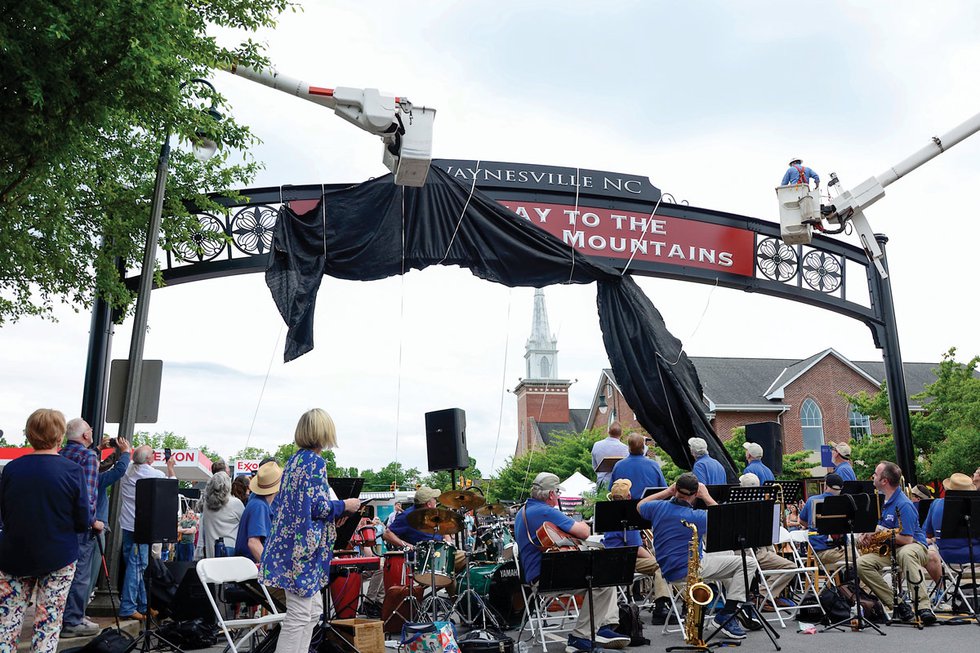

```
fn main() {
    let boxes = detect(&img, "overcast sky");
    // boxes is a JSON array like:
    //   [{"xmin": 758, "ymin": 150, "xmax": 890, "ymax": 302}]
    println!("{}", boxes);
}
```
[{"xmin": 3, "ymin": 1, "xmax": 979, "ymax": 476}]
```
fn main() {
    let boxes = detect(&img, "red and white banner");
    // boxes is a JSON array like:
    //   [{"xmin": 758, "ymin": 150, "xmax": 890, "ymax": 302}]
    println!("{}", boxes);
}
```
[
  {"xmin": 1, "ymin": 446, "xmax": 213, "ymax": 482},
  {"xmin": 501, "ymin": 201, "xmax": 755, "ymax": 277},
  {"xmin": 234, "ymin": 459, "xmax": 260, "ymax": 477}
]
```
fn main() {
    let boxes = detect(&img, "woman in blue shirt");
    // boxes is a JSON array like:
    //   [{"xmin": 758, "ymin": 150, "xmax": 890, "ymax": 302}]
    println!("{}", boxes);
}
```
[
  {"xmin": 261, "ymin": 409, "xmax": 360, "ymax": 653},
  {"xmin": 0, "ymin": 409, "xmax": 89, "ymax": 652}
]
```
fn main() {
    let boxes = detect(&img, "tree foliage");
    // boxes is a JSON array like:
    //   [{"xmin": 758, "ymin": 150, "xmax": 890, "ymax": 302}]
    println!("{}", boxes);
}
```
[
  {"xmin": 421, "ymin": 457, "xmax": 483, "ymax": 492},
  {"xmin": 487, "ymin": 428, "xmax": 606, "ymax": 502},
  {"xmin": 0, "ymin": 0, "xmax": 294, "ymax": 323},
  {"xmin": 234, "ymin": 446, "xmax": 272, "ymax": 461},
  {"xmin": 844, "ymin": 348, "xmax": 980, "ymax": 482},
  {"xmin": 131, "ymin": 431, "xmax": 189, "ymax": 449}
]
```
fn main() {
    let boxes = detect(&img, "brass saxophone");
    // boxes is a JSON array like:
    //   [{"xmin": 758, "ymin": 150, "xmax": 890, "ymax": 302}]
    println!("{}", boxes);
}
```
[
  {"xmin": 681, "ymin": 520, "xmax": 714, "ymax": 647},
  {"xmin": 859, "ymin": 511, "xmax": 902, "ymax": 556}
]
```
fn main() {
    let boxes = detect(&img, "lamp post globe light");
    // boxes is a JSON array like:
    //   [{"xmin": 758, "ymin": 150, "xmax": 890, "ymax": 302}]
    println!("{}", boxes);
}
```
[{"xmin": 116, "ymin": 78, "xmax": 222, "ymax": 445}]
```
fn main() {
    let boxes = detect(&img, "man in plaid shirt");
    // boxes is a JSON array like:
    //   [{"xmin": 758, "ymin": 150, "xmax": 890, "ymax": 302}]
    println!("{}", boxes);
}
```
[{"xmin": 59, "ymin": 418, "xmax": 103, "ymax": 637}]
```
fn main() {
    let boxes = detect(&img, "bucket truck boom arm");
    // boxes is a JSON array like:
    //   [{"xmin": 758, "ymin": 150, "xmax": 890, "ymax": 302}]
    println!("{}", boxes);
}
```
[
  {"xmin": 777, "ymin": 111, "xmax": 980, "ymax": 277},
  {"xmin": 227, "ymin": 63, "xmax": 435, "ymax": 187}
]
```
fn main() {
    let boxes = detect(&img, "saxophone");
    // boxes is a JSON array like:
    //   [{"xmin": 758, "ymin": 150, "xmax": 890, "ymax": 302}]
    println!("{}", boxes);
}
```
[
  {"xmin": 859, "ymin": 511, "xmax": 902, "ymax": 556},
  {"xmin": 681, "ymin": 520, "xmax": 714, "ymax": 647}
]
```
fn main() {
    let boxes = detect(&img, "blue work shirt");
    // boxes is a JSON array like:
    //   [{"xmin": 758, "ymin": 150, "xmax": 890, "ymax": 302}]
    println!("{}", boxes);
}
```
[
  {"xmin": 639, "ymin": 499, "xmax": 706, "ymax": 583},
  {"xmin": 743, "ymin": 460, "xmax": 775, "ymax": 485},
  {"xmin": 692, "ymin": 454, "xmax": 727, "ymax": 485},
  {"xmin": 925, "ymin": 498, "xmax": 980, "ymax": 565},
  {"xmin": 880, "ymin": 490, "xmax": 927, "ymax": 547},
  {"xmin": 781, "ymin": 165, "xmax": 819, "ymax": 186},
  {"xmin": 96, "ymin": 452, "xmax": 130, "ymax": 523},
  {"xmin": 236, "ymin": 494, "xmax": 273, "ymax": 562},
  {"xmin": 514, "ymin": 498, "xmax": 577, "ymax": 584},
  {"xmin": 389, "ymin": 505, "xmax": 442, "ymax": 545},
  {"xmin": 800, "ymin": 492, "xmax": 831, "ymax": 551},
  {"xmin": 602, "ymin": 528, "xmax": 642, "ymax": 549},
  {"xmin": 611, "ymin": 454, "xmax": 667, "ymax": 499},
  {"xmin": 834, "ymin": 461, "xmax": 857, "ymax": 482}
]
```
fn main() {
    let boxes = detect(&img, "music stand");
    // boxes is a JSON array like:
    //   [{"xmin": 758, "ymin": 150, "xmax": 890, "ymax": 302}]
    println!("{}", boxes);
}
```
[
  {"xmin": 321, "ymin": 479, "xmax": 362, "ymax": 640},
  {"xmin": 704, "ymin": 501, "xmax": 781, "ymax": 651},
  {"xmin": 815, "ymin": 494, "xmax": 885, "ymax": 636},
  {"xmin": 765, "ymin": 480, "xmax": 804, "ymax": 504},
  {"xmin": 695, "ymin": 485, "xmax": 733, "ymax": 510},
  {"xmin": 538, "ymin": 548, "xmax": 637, "ymax": 647},
  {"xmin": 940, "ymin": 491, "xmax": 980, "ymax": 625},
  {"xmin": 593, "ymin": 499, "xmax": 651, "ymax": 536},
  {"xmin": 642, "ymin": 487, "xmax": 668, "ymax": 499},
  {"xmin": 917, "ymin": 499, "xmax": 935, "ymax": 527},
  {"xmin": 594, "ymin": 458, "xmax": 623, "ymax": 490}
]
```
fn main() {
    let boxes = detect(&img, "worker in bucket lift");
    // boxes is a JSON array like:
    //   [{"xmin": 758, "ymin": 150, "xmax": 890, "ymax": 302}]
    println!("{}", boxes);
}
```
[{"xmin": 781, "ymin": 158, "xmax": 820, "ymax": 188}]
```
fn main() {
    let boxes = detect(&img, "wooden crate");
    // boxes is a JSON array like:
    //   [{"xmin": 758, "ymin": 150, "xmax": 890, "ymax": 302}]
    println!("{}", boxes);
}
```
[{"xmin": 331, "ymin": 618, "xmax": 384, "ymax": 653}]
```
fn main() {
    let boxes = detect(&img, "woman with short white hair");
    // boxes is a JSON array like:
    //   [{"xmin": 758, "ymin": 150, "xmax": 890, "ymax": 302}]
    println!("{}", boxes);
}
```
[{"xmin": 198, "ymin": 472, "xmax": 244, "ymax": 558}]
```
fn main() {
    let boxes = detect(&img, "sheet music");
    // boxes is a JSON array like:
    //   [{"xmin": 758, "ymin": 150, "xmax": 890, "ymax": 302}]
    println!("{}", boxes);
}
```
[{"xmin": 771, "ymin": 503, "xmax": 781, "ymax": 544}]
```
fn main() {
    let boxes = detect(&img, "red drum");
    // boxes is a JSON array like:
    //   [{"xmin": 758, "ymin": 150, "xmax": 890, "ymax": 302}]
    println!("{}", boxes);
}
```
[
  {"xmin": 383, "ymin": 551, "xmax": 408, "ymax": 591},
  {"xmin": 328, "ymin": 567, "xmax": 362, "ymax": 618},
  {"xmin": 356, "ymin": 525, "xmax": 377, "ymax": 547}
]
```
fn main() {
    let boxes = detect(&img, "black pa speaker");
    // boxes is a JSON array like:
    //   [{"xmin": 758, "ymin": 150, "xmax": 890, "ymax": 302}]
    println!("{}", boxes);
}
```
[
  {"xmin": 745, "ymin": 422, "xmax": 784, "ymax": 476},
  {"xmin": 425, "ymin": 408, "xmax": 468, "ymax": 472},
  {"xmin": 134, "ymin": 477, "xmax": 179, "ymax": 544}
]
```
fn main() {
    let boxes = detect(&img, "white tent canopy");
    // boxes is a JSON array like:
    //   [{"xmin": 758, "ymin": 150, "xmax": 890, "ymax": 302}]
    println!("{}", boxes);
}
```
[{"xmin": 560, "ymin": 470, "xmax": 596, "ymax": 498}]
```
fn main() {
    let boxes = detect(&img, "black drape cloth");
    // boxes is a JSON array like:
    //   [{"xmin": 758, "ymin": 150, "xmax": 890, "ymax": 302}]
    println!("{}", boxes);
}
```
[{"xmin": 265, "ymin": 165, "xmax": 735, "ymax": 477}]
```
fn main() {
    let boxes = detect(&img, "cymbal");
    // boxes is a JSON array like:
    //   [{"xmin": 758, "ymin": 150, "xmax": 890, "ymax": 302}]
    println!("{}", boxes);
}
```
[
  {"xmin": 439, "ymin": 489, "xmax": 486, "ymax": 510},
  {"xmin": 476, "ymin": 503, "xmax": 508, "ymax": 517},
  {"xmin": 406, "ymin": 507, "xmax": 464, "ymax": 535}
]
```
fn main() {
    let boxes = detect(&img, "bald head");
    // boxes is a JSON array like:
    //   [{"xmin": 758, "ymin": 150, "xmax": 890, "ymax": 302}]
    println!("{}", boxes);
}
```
[{"xmin": 628, "ymin": 433, "xmax": 646, "ymax": 455}]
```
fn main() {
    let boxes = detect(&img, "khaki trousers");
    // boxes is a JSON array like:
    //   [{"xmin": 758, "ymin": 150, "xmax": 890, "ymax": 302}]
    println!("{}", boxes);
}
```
[
  {"xmin": 754, "ymin": 548, "xmax": 796, "ymax": 598},
  {"xmin": 634, "ymin": 556, "xmax": 671, "ymax": 600},
  {"xmin": 696, "ymin": 551, "xmax": 759, "ymax": 603},
  {"xmin": 856, "ymin": 543, "xmax": 929, "ymax": 610}
]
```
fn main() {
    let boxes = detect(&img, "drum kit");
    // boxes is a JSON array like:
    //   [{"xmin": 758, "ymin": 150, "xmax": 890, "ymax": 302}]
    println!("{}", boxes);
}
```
[{"xmin": 380, "ymin": 488, "xmax": 522, "ymax": 628}]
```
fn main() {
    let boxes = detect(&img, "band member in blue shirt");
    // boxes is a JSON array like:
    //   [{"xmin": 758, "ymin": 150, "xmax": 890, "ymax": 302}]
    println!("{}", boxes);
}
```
[
  {"xmin": 830, "ymin": 443, "xmax": 857, "ymax": 482},
  {"xmin": 515, "ymin": 473, "xmax": 628, "ymax": 653},
  {"xmin": 610, "ymin": 434, "xmax": 667, "ymax": 499},
  {"xmin": 638, "ymin": 473, "xmax": 758, "ymax": 640},
  {"xmin": 925, "ymin": 473, "xmax": 980, "ymax": 572},
  {"xmin": 856, "ymin": 461, "xmax": 935, "ymax": 625},
  {"xmin": 689, "ymin": 438, "xmax": 727, "ymax": 485},
  {"xmin": 742, "ymin": 442, "xmax": 774, "ymax": 485}
]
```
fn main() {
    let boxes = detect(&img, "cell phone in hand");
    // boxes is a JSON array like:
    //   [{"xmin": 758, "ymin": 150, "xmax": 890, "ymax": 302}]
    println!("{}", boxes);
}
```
[{"xmin": 164, "ymin": 448, "xmax": 172, "ymax": 461}]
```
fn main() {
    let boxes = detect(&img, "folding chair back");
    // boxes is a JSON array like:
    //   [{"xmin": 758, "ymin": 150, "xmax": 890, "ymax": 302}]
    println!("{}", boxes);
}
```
[{"xmin": 196, "ymin": 556, "xmax": 284, "ymax": 653}]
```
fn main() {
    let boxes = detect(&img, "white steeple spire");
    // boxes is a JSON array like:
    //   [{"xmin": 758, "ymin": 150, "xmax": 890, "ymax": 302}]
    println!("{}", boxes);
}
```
[{"xmin": 525, "ymin": 289, "xmax": 558, "ymax": 379}]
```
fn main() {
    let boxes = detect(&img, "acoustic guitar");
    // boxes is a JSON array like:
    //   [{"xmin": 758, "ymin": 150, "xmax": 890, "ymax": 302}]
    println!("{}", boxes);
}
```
[{"xmin": 535, "ymin": 521, "xmax": 584, "ymax": 551}]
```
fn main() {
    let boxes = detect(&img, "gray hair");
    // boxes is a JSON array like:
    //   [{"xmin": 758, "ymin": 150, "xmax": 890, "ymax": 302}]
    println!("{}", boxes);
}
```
[
  {"xmin": 65, "ymin": 418, "xmax": 88, "ymax": 442},
  {"xmin": 203, "ymin": 472, "xmax": 232, "ymax": 512},
  {"xmin": 529, "ymin": 486, "xmax": 553, "ymax": 501},
  {"xmin": 132, "ymin": 445, "xmax": 154, "ymax": 465},
  {"xmin": 688, "ymin": 437, "xmax": 708, "ymax": 456}
]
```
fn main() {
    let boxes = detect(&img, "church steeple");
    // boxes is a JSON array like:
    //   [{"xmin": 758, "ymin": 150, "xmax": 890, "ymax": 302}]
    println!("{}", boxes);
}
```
[{"xmin": 525, "ymin": 289, "xmax": 559, "ymax": 380}]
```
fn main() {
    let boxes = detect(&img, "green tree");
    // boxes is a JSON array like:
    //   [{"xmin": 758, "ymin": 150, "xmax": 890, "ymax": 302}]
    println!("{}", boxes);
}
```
[
  {"xmin": 421, "ymin": 457, "xmax": 483, "ymax": 492},
  {"xmin": 234, "ymin": 446, "xmax": 272, "ymax": 461},
  {"xmin": 131, "ymin": 431, "xmax": 189, "ymax": 449},
  {"xmin": 488, "ymin": 428, "xmax": 605, "ymax": 502},
  {"xmin": 0, "ymin": 0, "xmax": 294, "ymax": 324},
  {"xmin": 362, "ymin": 462, "xmax": 423, "ymax": 492},
  {"xmin": 197, "ymin": 444, "xmax": 224, "ymax": 467}
]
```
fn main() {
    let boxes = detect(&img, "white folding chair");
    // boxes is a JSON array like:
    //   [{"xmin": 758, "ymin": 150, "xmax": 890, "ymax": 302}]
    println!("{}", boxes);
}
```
[
  {"xmin": 513, "ymin": 543, "xmax": 580, "ymax": 651},
  {"xmin": 752, "ymin": 531, "xmax": 822, "ymax": 628},
  {"xmin": 196, "ymin": 557, "xmax": 285, "ymax": 653}
]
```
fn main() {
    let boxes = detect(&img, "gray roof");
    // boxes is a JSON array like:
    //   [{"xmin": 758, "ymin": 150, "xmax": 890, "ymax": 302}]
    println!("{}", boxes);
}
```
[
  {"xmin": 535, "ymin": 409, "xmax": 591, "ymax": 445},
  {"xmin": 604, "ymin": 353, "xmax": 948, "ymax": 409}
]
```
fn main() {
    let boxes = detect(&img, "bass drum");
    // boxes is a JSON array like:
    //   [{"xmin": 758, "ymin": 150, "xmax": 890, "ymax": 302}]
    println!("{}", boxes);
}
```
[{"xmin": 459, "ymin": 560, "xmax": 524, "ymax": 628}]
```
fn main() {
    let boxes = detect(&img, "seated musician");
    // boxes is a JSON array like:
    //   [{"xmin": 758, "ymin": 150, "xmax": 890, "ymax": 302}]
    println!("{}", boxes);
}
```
[
  {"xmin": 855, "ymin": 461, "xmax": 936, "ymax": 625},
  {"xmin": 383, "ymin": 486, "xmax": 466, "ymax": 572},
  {"xmin": 602, "ymin": 478, "xmax": 672, "ymax": 622},
  {"xmin": 638, "ymin": 473, "xmax": 760, "ymax": 640},
  {"xmin": 737, "ymin": 473, "xmax": 797, "ymax": 611},
  {"xmin": 925, "ymin": 473, "xmax": 980, "ymax": 583},
  {"xmin": 799, "ymin": 473, "xmax": 846, "ymax": 567},
  {"xmin": 515, "ymin": 472, "xmax": 629, "ymax": 653}
]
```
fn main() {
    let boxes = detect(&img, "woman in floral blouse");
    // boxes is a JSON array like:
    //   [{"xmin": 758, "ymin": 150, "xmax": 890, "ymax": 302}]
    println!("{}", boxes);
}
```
[{"xmin": 261, "ymin": 409, "xmax": 360, "ymax": 653}]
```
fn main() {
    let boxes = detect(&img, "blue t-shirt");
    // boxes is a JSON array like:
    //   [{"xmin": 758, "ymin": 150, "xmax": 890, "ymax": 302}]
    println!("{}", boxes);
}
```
[
  {"xmin": 692, "ymin": 454, "xmax": 727, "ymax": 485},
  {"xmin": 389, "ymin": 505, "xmax": 442, "ymax": 545},
  {"xmin": 236, "ymin": 494, "xmax": 273, "ymax": 562},
  {"xmin": 638, "ymin": 499, "xmax": 706, "ymax": 583},
  {"xmin": 834, "ymin": 461, "xmax": 857, "ymax": 482},
  {"xmin": 0, "ymin": 455, "xmax": 90, "ymax": 577},
  {"xmin": 880, "ymin": 490, "xmax": 926, "ymax": 547},
  {"xmin": 514, "ymin": 498, "xmax": 577, "ymax": 584},
  {"xmin": 96, "ymin": 452, "xmax": 130, "ymax": 523},
  {"xmin": 744, "ymin": 460, "xmax": 775, "ymax": 485},
  {"xmin": 603, "ymin": 528, "xmax": 642, "ymax": 549},
  {"xmin": 800, "ymin": 492, "xmax": 831, "ymax": 551},
  {"xmin": 925, "ymin": 498, "xmax": 980, "ymax": 564},
  {"xmin": 611, "ymin": 454, "xmax": 667, "ymax": 499}
]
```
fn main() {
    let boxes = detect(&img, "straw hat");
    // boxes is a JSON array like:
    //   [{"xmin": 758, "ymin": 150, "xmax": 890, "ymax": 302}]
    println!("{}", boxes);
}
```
[
  {"xmin": 943, "ymin": 473, "xmax": 974, "ymax": 492},
  {"xmin": 249, "ymin": 461, "xmax": 283, "ymax": 496}
]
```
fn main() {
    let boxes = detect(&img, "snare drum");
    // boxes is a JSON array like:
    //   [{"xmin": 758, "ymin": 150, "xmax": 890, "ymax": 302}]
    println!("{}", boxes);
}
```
[
  {"xmin": 413, "ymin": 541, "xmax": 457, "ymax": 588},
  {"xmin": 383, "ymin": 551, "xmax": 408, "ymax": 591}
]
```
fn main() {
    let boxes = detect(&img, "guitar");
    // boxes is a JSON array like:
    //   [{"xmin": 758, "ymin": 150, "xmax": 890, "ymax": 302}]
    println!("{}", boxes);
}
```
[{"xmin": 535, "ymin": 521, "xmax": 585, "ymax": 551}]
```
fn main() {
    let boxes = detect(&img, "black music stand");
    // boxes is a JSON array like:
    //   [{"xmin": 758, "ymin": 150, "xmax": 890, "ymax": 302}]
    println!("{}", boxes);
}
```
[
  {"xmin": 594, "ymin": 458, "xmax": 623, "ymax": 490},
  {"xmin": 940, "ymin": 491, "xmax": 980, "ymax": 625},
  {"xmin": 765, "ymin": 480, "xmax": 804, "ymax": 504},
  {"xmin": 538, "ymin": 548, "xmax": 637, "ymax": 647},
  {"xmin": 704, "ymin": 500, "xmax": 781, "ymax": 651},
  {"xmin": 695, "ymin": 485, "xmax": 734, "ymax": 510},
  {"xmin": 318, "ymin": 479, "xmax": 363, "ymax": 647},
  {"xmin": 917, "ymin": 499, "xmax": 935, "ymax": 527},
  {"xmin": 642, "ymin": 487, "xmax": 669, "ymax": 498},
  {"xmin": 815, "ymin": 494, "xmax": 885, "ymax": 636},
  {"xmin": 593, "ymin": 499, "xmax": 651, "ymax": 537}
]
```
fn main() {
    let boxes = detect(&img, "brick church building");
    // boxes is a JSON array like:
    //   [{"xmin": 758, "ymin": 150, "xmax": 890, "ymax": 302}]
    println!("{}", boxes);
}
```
[{"xmin": 514, "ymin": 290, "xmax": 940, "ymax": 458}]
